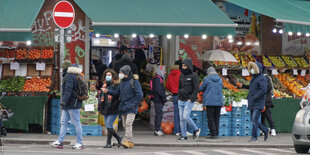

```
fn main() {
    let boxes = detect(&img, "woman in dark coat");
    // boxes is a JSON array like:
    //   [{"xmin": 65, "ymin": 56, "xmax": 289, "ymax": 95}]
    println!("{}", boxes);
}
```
[{"xmin": 99, "ymin": 69, "xmax": 122, "ymax": 148}]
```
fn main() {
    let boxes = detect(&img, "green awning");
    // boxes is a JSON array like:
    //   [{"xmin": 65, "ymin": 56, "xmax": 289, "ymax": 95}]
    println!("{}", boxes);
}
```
[
  {"xmin": 226, "ymin": 0, "xmax": 310, "ymax": 33},
  {"xmin": 0, "ymin": 0, "xmax": 44, "ymax": 41},
  {"xmin": 74, "ymin": 0, "xmax": 237, "ymax": 36}
]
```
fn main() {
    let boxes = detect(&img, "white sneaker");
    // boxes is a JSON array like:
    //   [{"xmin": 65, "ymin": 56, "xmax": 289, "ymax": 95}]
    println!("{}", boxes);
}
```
[
  {"xmin": 271, "ymin": 129, "xmax": 276, "ymax": 136},
  {"xmin": 49, "ymin": 140, "xmax": 63, "ymax": 149},
  {"xmin": 175, "ymin": 133, "xmax": 181, "ymax": 136},
  {"xmin": 154, "ymin": 130, "xmax": 165, "ymax": 136},
  {"xmin": 72, "ymin": 143, "xmax": 84, "ymax": 150}
]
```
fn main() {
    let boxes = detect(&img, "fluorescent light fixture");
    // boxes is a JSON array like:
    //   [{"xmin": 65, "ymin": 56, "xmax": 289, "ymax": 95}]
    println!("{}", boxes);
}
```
[
  {"xmin": 132, "ymin": 33, "xmax": 137, "ymax": 38},
  {"xmin": 229, "ymin": 39, "xmax": 234, "ymax": 43},
  {"xmin": 254, "ymin": 42, "xmax": 260, "ymax": 46},
  {"xmin": 167, "ymin": 34, "xmax": 172, "ymax": 39},
  {"xmin": 306, "ymin": 33, "xmax": 310, "ymax": 37},
  {"xmin": 288, "ymin": 31, "xmax": 293, "ymax": 36},
  {"xmin": 149, "ymin": 34, "xmax": 154, "ymax": 38},
  {"xmin": 95, "ymin": 33, "xmax": 100, "ymax": 38},
  {"xmin": 246, "ymin": 42, "xmax": 252, "ymax": 45},
  {"xmin": 26, "ymin": 40, "xmax": 32, "ymax": 46},
  {"xmin": 184, "ymin": 34, "xmax": 189, "ymax": 39},
  {"xmin": 202, "ymin": 34, "xmax": 207, "ymax": 40}
]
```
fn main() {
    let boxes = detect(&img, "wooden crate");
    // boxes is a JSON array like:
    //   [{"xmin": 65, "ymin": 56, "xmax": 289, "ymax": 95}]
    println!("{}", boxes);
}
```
[
  {"xmin": 27, "ymin": 64, "xmax": 39, "ymax": 77},
  {"xmin": 2, "ymin": 64, "xmax": 15, "ymax": 78},
  {"xmin": 40, "ymin": 64, "xmax": 53, "ymax": 77}
]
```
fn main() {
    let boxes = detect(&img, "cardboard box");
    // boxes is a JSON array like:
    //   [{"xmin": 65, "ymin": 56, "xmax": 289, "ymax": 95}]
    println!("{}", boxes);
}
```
[
  {"xmin": 40, "ymin": 64, "xmax": 53, "ymax": 76},
  {"xmin": 27, "ymin": 64, "xmax": 39, "ymax": 76}
]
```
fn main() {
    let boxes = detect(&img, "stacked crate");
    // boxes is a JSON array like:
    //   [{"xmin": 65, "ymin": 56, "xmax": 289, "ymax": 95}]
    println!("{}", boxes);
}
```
[{"xmin": 50, "ymin": 99, "xmax": 61, "ymax": 135}]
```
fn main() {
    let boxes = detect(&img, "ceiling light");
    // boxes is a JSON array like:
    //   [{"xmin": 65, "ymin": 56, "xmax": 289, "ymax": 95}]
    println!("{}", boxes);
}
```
[
  {"xmin": 278, "ymin": 29, "xmax": 283, "ymax": 34},
  {"xmin": 184, "ymin": 34, "xmax": 189, "ymax": 39},
  {"xmin": 254, "ymin": 42, "xmax": 260, "ymax": 46},
  {"xmin": 114, "ymin": 33, "xmax": 119, "ymax": 38},
  {"xmin": 95, "ymin": 33, "xmax": 100, "ymax": 38},
  {"xmin": 297, "ymin": 32, "xmax": 302, "ymax": 36},
  {"xmin": 288, "ymin": 31, "xmax": 293, "ymax": 36},
  {"xmin": 237, "ymin": 41, "xmax": 242, "ymax": 45},
  {"xmin": 167, "ymin": 34, "xmax": 172, "ymax": 39},
  {"xmin": 227, "ymin": 35, "xmax": 233, "ymax": 40},
  {"xmin": 229, "ymin": 39, "xmax": 234, "ymax": 43},
  {"xmin": 26, "ymin": 40, "xmax": 32, "ymax": 46},
  {"xmin": 306, "ymin": 33, "xmax": 310, "ymax": 37},
  {"xmin": 246, "ymin": 42, "xmax": 252, "ymax": 45},
  {"xmin": 149, "ymin": 34, "xmax": 154, "ymax": 38},
  {"xmin": 272, "ymin": 28, "xmax": 277, "ymax": 33},
  {"xmin": 132, "ymin": 33, "xmax": 137, "ymax": 38},
  {"xmin": 202, "ymin": 34, "xmax": 207, "ymax": 40}
]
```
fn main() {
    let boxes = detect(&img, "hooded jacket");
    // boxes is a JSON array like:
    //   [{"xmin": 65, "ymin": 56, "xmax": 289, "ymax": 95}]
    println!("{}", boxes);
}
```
[
  {"xmin": 199, "ymin": 68, "xmax": 223, "ymax": 106},
  {"xmin": 263, "ymin": 70, "xmax": 274, "ymax": 108},
  {"xmin": 108, "ymin": 74, "xmax": 143, "ymax": 114},
  {"xmin": 178, "ymin": 59, "xmax": 200, "ymax": 102},
  {"xmin": 62, "ymin": 64, "xmax": 83, "ymax": 109},
  {"xmin": 99, "ymin": 80, "xmax": 120, "ymax": 115},
  {"xmin": 152, "ymin": 66, "xmax": 166, "ymax": 103},
  {"xmin": 247, "ymin": 62, "xmax": 267, "ymax": 110},
  {"xmin": 166, "ymin": 65, "xmax": 181, "ymax": 94}
]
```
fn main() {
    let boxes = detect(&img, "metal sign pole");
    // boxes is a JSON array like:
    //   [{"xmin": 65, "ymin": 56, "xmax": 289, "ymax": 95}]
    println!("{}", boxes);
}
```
[{"xmin": 59, "ymin": 28, "xmax": 65, "ymax": 102}]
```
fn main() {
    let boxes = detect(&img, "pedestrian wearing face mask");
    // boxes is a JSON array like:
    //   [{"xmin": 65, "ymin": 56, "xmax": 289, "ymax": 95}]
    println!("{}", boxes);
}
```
[
  {"xmin": 99, "ymin": 69, "xmax": 122, "ymax": 148},
  {"xmin": 102, "ymin": 65, "xmax": 143, "ymax": 149},
  {"xmin": 247, "ymin": 62, "xmax": 269, "ymax": 142}
]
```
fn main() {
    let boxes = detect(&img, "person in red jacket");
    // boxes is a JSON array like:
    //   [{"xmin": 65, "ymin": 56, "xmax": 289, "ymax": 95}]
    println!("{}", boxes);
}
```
[{"xmin": 166, "ymin": 65, "xmax": 181, "ymax": 135}]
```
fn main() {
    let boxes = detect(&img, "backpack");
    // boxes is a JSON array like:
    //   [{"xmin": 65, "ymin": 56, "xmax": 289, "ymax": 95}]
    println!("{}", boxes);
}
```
[
  {"xmin": 75, "ymin": 74, "xmax": 89, "ymax": 101},
  {"xmin": 149, "ymin": 75, "xmax": 163, "ymax": 100}
]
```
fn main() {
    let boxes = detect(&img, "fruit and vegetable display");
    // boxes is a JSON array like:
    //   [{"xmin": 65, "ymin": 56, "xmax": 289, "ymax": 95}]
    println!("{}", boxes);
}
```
[
  {"xmin": 16, "ymin": 49, "xmax": 27, "ymax": 59},
  {"xmin": 0, "ymin": 48, "xmax": 54, "ymax": 60},
  {"xmin": 41, "ymin": 49, "xmax": 54, "ymax": 59},
  {"xmin": 220, "ymin": 75, "xmax": 240, "ymax": 92},
  {"xmin": 281, "ymin": 56, "xmax": 298, "ymax": 67},
  {"xmin": 23, "ymin": 77, "xmax": 51, "ymax": 92},
  {"xmin": 293, "ymin": 57, "xmax": 309, "ymax": 68},
  {"xmin": 274, "ymin": 73, "xmax": 306, "ymax": 97},
  {"xmin": 27, "ymin": 49, "xmax": 41, "ymax": 59},
  {"xmin": 268, "ymin": 56, "xmax": 286, "ymax": 68},
  {"xmin": 263, "ymin": 55, "xmax": 272, "ymax": 67},
  {"xmin": 234, "ymin": 54, "xmax": 256, "ymax": 67},
  {"xmin": 0, "ymin": 77, "xmax": 26, "ymax": 91},
  {"xmin": 213, "ymin": 61, "xmax": 239, "ymax": 67}
]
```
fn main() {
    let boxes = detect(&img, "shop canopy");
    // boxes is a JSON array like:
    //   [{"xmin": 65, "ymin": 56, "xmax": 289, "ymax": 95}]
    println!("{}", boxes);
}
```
[
  {"xmin": 0, "ymin": 0, "xmax": 44, "ymax": 41},
  {"xmin": 74, "ymin": 0, "xmax": 237, "ymax": 36},
  {"xmin": 226, "ymin": 0, "xmax": 310, "ymax": 33}
]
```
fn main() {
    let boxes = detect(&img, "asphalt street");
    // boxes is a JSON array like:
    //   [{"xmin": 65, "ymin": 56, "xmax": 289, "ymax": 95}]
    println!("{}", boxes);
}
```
[{"xmin": 0, "ymin": 144, "xmax": 301, "ymax": 155}]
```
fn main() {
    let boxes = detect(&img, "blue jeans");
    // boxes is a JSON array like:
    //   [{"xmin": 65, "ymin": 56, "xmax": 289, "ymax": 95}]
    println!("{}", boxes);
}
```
[
  {"xmin": 104, "ymin": 114, "xmax": 118, "ymax": 129},
  {"xmin": 58, "ymin": 109, "xmax": 83, "ymax": 144},
  {"xmin": 251, "ymin": 109, "xmax": 268, "ymax": 140},
  {"xmin": 173, "ymin": 96, "xmax": 181, "ymax": 134},
  {"xmin": 178, "ymin": 100, "xmax": 198, "ymax": 137}
]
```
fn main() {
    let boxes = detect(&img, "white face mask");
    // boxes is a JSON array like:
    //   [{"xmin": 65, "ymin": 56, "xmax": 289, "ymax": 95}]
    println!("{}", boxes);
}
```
[
  {"xmin": 119, "ymin": 73, "xmax": 124, "ymax": 79},
  {"xmin": 250, "ymin": 69, "xmax": 255, "ymax": 75}
]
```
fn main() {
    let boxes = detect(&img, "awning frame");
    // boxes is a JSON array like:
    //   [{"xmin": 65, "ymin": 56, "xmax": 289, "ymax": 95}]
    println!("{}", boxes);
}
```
[{"xmin": 92, "ymin": 22, "xmax": 238, "ymax": 27}]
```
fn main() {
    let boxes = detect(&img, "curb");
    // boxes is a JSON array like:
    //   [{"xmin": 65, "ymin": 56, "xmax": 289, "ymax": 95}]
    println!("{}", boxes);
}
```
[{"xmin": 1, "ymin": 139, "xmax": 293, "ymax": 148}]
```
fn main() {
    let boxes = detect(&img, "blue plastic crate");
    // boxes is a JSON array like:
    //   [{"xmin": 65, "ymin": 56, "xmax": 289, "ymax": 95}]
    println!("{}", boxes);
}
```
[
  {"xmin": 241, "ymin": 129, "xmax": 260, "ymax": 137},
  {"xmin": 219, "ymin": 116, "xmax": 230, "ymax": 128},
  {"xmin": 221, "ymin": 111, "xmax": 232, "ymax": 117},
  {"xmin": 200, "ymin": 128, "xmax": 210, "ymax": 136},
  {"xmin": 231, "ymin": 117, "xmax": 242, "ymax": 127},
  {"xmin": 187, "ymin": 118, "xmax": 203, "ymax": 133},
  {"xmin": 231, "ymin": 127, "xmax": 242, "ymax": 136},
  {"xmin": 190, "ymin": 111, "xmax": 203, "ymax": 119},
  {"xmin": 219, "ymin": 128, "xmax": 230, "ymax": 137},
  {"xmin": 82, "ymin": 125, "xmax": 102, "ymax": 136},
  {"xmin": 243, "ymin": 116, "xmax": 251, "ymax": 123},
  {"xmin": 243, "ymin": 122, "xmax": 252, "ymax": 130},
  {"xmin": 244, "ymin": 110, "xmax": 251, "ymax": 116}
]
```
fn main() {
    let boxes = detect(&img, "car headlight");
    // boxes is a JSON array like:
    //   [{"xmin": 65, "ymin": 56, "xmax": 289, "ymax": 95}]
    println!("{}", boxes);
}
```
[{"xmin": 295, "ymin": 110, "xmax": 306, "ymax": 124}]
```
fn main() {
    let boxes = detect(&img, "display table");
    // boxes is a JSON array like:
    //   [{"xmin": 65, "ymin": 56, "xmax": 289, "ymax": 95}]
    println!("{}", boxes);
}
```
[
  {"xmin": 271, "ymin": 98, "xmax": 301, "ymax": 133},
  {"xmin": 0, "ymin": 96, "xmax": 48, "ymax": 132}
]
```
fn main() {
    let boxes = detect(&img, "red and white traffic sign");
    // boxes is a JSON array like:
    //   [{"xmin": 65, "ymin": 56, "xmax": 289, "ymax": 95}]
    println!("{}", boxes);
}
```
[{"xmin": 53, "ymin": 1, "xmax": 75, "ymax": 28}]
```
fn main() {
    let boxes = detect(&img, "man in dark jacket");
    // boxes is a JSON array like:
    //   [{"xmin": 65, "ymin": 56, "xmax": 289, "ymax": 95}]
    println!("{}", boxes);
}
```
[
  {"xmin": 50, "ymin": 64, "xmax": 83, "ymax": 150},
  {"xmin": 247, "ymin": 62, "xmax": 269, "ymax": 142},
  {"xmin": 109, "ymin": 45, "xmax": 128, "ymax": 68},
  {"xmin": 152, "ymin": 65, "xmax": 166, "ymax": 136},
  {"xmin": 199, "ymin": 67, "xmax": 223, "ymax": 139},
  {"xmin": 113, "ymin": 53, "xmax": 138, "ymax": 76},
  {"xmin": 103, "ymin": 65, "xmax": 143, "ymax": 149},
  {"xmin": 262, "ymin": 69, "xmax": 276, "ymax": 136},
  {"xmin": 166, "ymin": 65, "xmax": 181, "ymax": 135},
  {"xmin": 177, "ymin": 59, "xmax": 201, "ymax": 140}
]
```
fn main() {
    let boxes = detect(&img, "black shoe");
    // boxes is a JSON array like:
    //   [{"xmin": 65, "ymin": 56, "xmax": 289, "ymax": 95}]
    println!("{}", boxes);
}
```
[
  {"xmin": 264, "ymin": 129, "xmax": 269, "ymax": 141},
  {"xmin": 177, "ymin": 136, "xmax": 187, "ymax": 140},
  {"xmin": 206, "ymin": 135, "xmax": 218, "ymax": 139},
  {"xmin": 104, "ymin": 143, "xmax": 112, "ymax": 148},
  {"xmin": 112, "ymin": 131, "xmax": 122, "ymax": 147},
  {"xmin": 105, "ymin": 128, "xmax": 113, "ymax": 148},
  {"xmin": 193, "ymin": 128, "xmax": 201, "ymax": 139}
]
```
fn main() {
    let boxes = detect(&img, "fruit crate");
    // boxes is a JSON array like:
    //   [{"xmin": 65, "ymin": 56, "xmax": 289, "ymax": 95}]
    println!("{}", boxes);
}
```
[
  {"xmin": 231, "ymin": 127, "xmax": 242, "ymax": 136},
  {"xmin": 293, "ymin": 56, "xmax": 309, "ymax": 68},
  {"xmin": 280, "ymin": 56, "xmax": 298, "ymax": 67},
  {"xmin": 231, "ymin": 116, "xmax": 242, "ymax": 127},
  {"xmin": 219, "ymin": 116, "xmax": 230, "ymax": 128},
  {"xmin": 219, "ymin": 128, "xmax": 231, "ymax": 137},
  {"xmin": 268, "ymin": 56, "xmax": 286, "ymax": 68}
]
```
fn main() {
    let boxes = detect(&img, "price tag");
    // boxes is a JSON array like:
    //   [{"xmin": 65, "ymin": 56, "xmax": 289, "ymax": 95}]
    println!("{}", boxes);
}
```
[
  {"xmin": 222, "ymin": 68, "xmax": 228, "ymax": 76},
  {"xmin": 242, "ymin": 68, "xmax": 250, "ymax": 76},
  {"xmin": 293, "ymin": 69, "xmax": 298, "ymax": 75},
  {"xmin": 85, "ymin": 104, "xmax": 95, "ymax": 111},
  {"xmin": 36, "ymin": 62, "xmax": 46, "ymax": 71},
  {"xmin": 272, "ymin": 69, "xmax": 278, "ymax": 75},
  {"xmin": 15, "ymin": 64, "xmax": 27, "ymax": 76},
  {"xmin": 10, "ymin": 62, "xmax": 19, "ymax": 70},
  {"xmin": 301, "ymin": 70, "xmax": 306, "ymax": 76}
]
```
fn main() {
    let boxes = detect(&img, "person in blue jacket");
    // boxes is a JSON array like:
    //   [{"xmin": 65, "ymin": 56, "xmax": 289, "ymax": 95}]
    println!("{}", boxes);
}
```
[
  {"xmin": 199, "ymin": 67, "xmax": 223, "ymax": 139},
  {"xmin": 102, "ymin": 65, "xmax": 143, "ymax": 149},
  {"xmin": 152, "ymin": 65, "xmax": 166, "ymax": 136},
  {"xmin": 247, "ymin": 62, "xmax": 269, "ymax": 142},
  {"xmin": 50, "ymin": 64, "xmax": 84, "ymax": 150}
]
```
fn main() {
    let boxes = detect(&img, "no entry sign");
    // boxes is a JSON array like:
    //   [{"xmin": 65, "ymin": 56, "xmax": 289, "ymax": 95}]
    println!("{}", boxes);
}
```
[{"xmin": 53, "ymin": 1, "xmax": 75, "ymax": 28}]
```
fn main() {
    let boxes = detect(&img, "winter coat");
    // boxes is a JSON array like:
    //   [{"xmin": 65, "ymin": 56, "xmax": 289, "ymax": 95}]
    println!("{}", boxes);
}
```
[
  {"xmin": 199, "ymin": 74, "xmax": 223, "ymax": 106},
  {"xmin": 108, "ymin": 75, "xmax": 143, "ymax": 114},
  {"xmin": 99, "ymin": 81, "xmax": 120, "ymax": 115},
  {"xmin": 264, "ymin": 74, "xmax": 274, "ymax": 108},
  {"xmin": 62, "ymin": 65, "xmax": 83, "ymax": 109},
  {"xmin": 178, "ymin": 68, "xmax": 199, "ymax": 102},
  {"xmin": 166, "ymin": 65, "xmax": 181, "ymax": 94},
  {"xmin": 247, "ymin": 62, "xmax": 267, "ymax": 110},
  {"xmin": 113, "ymin": 60, "xmax": 138, "ymax": 75},
  {"xmin": 152, "ymin": 75, "xmax": 166, "ymax": 103}
]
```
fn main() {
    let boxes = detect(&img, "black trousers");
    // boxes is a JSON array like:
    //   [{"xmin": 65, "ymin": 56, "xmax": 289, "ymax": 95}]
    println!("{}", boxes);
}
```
[
  {"xmin": 154, "ymin": 102, "xmax": 164, "ymax": 131},
  {"xmin": 206, "ymin": 106, "xmax": 221, "ymax": 136},
  {"xmin": 261, "ymin": 107, "xmax": 275, "ymax": 129}
]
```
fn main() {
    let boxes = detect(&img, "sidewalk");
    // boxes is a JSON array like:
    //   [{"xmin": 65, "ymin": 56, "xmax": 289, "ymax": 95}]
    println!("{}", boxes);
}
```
[{"xmin": 1, "ymin": 132, "xmax": 293, "ymax": 148}]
